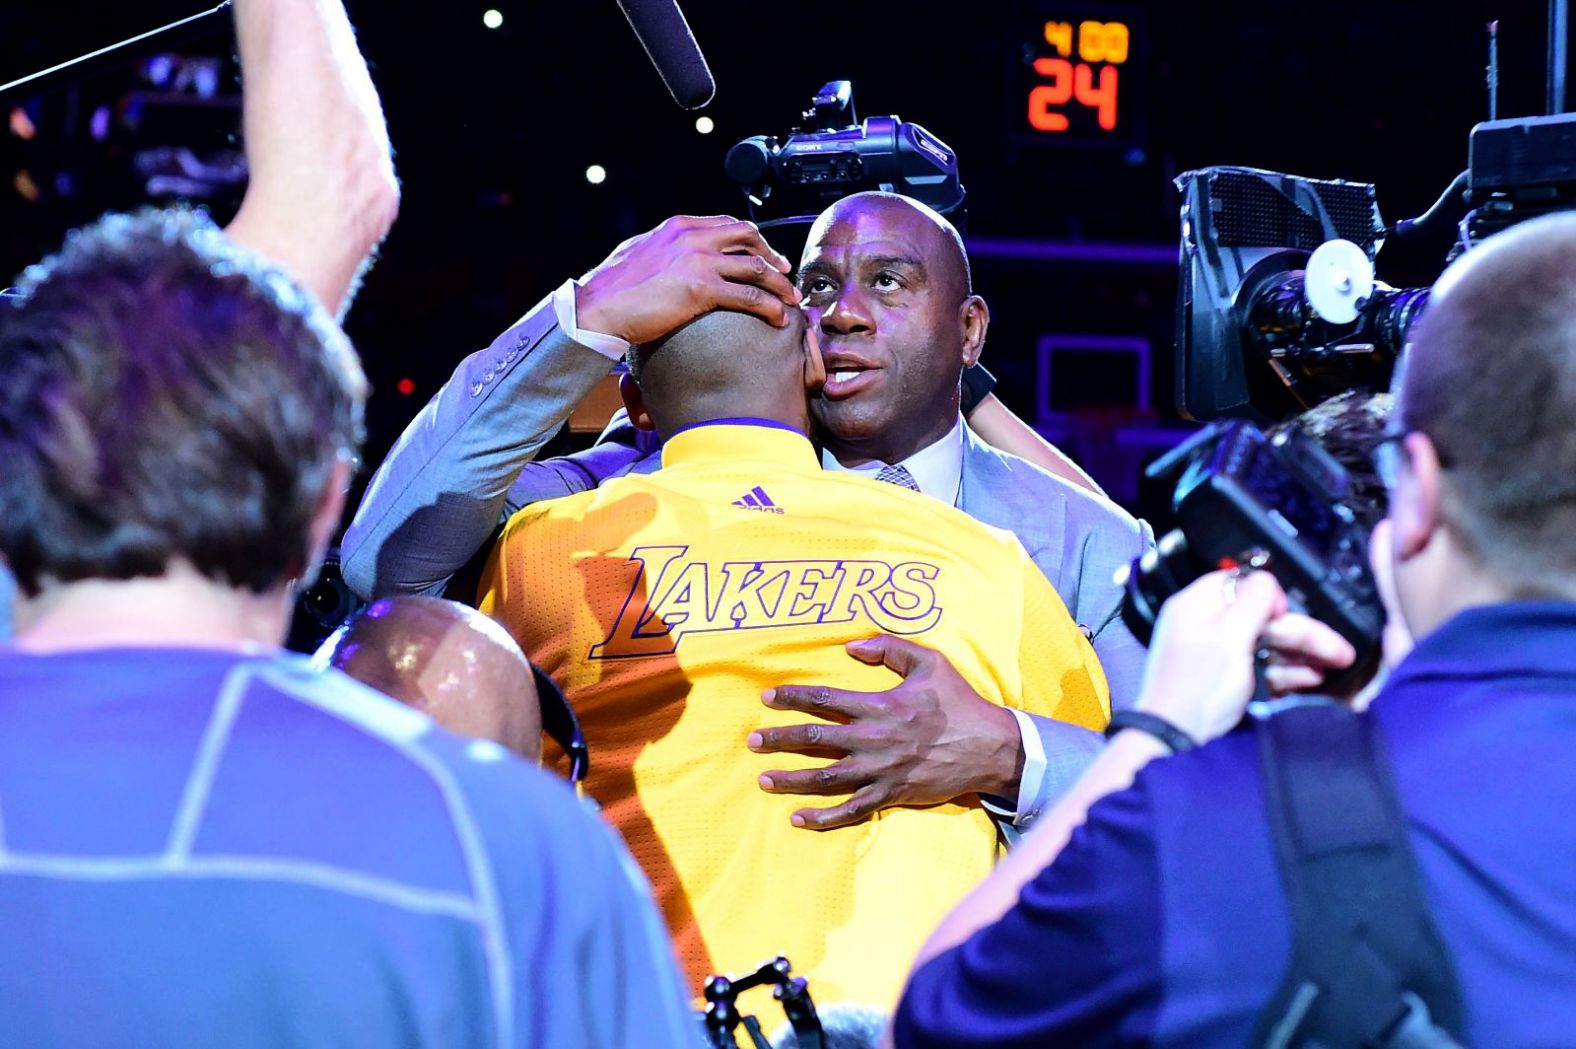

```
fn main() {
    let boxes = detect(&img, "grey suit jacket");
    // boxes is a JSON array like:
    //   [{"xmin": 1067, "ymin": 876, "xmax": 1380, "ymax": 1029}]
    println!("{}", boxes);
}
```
[
  {"xmin": 958, "ymin": 425, "xmax": 1151, "ymax": 705},
  {"xmin": 342, "ymin": 291, "xmax": 1154, "ymax": 825},
  {"xmin": 341, "ymin": 291, "xmax": 617, "ymax": 600},
  {"xmin": 955, "ymin": 426, "xmax": 1154, "ymax": 825}
]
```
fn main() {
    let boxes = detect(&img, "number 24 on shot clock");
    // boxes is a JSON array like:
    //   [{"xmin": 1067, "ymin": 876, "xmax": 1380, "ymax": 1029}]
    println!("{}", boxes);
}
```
[{"xmin": 1021, "ymin": 10, "xmax": 1142, "ymax": 145}]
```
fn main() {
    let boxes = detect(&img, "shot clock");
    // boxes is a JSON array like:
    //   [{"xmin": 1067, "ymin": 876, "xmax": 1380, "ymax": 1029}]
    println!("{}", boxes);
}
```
[{"xmin": 1018, "ymin": 7, "xmax": 1144, "ymax": 147}]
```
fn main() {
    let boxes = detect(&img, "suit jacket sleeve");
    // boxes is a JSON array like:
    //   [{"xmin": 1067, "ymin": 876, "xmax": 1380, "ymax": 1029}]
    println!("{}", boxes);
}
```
[
  {"xmin": 502, "ymin": 410, "xmax": 658, "ymax": 513},
  {"xmin": 1074, "ymin": 513, "xmax": 1156, "ymax": 712},
  {"xmin": 1005, "ymin": 559, "xmax": 1112, "ymax": 838},
  {"xmin": 340, "ymin": 292, "xmax": 615, "ymax": 600},
  {"xmin": 1010, "ymin": 505, "xmax": 1152, "ymax": 833}
]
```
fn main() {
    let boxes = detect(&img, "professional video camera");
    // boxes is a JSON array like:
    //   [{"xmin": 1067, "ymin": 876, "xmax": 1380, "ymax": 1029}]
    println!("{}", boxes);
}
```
[
  {"xmin": 1175, "ymin": 114, "xmax": 1576, "ymax": 424},
  {"xmin": 724, "ymin": 80, "xmax": 965, "ymax": 227},
  {"xmin": 1173, "ymin": 166, "xmax": 1425, "ymax": 423},
  {"xmin": 1148, "ymin": 19, "xmax": 1576, "ymax": 680},
  {"xmin": 1121, "ymin": 418, "xmax": 1384, "ymax": 694}
]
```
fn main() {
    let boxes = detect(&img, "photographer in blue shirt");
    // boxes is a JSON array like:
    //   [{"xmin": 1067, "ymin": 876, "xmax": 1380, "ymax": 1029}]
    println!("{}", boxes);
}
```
[{"xmin": 889, "ymin": 213, "xmax": 1576, "ymax": 1046}]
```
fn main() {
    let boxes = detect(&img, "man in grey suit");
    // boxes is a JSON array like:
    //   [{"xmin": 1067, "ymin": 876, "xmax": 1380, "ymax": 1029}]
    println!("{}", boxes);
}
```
[{"xmin": 342, "ymin": 193, "xmax": 1150, "ymax": 835}]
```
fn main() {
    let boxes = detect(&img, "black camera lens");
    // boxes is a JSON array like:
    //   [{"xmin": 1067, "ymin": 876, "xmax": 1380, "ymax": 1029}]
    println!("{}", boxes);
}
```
[
  {"xmin": 723, "ymin": 137, "xmax": 773, "ymax": 187},
  {"xmin": 298, "ymin": 554, "xmax": 358, "ymax": 630},
  {"xmin": 1120, "ymin": 531, "xmax": 1199, "ymax": 647},
  {"xmin": 286, "ymin": 551, "xmax": 364, "ymax": 655}
]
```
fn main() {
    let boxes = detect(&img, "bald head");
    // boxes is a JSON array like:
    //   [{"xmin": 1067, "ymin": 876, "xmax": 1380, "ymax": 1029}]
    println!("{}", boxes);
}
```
[
  {"xmin": 797, "ymin": 191, "xmax": 987, "ymax": 463},
  {"xmin": 1400, "ymin": 212, "xmax": 1576, "ymax": 584},
  {"xmin": 805, "ymin": 192, "xmax": 972, "ymax": 303},
  {"xmin": 317, "ymin": 596, "xmax": 541, "ymax": 760},
  {"xmin": 626, "ymin": 306, "xmax": 814, "ymax": 437}
]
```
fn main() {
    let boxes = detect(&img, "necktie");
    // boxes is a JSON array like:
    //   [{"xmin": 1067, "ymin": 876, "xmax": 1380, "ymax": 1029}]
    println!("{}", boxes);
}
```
[{"xmin": 874, "ymin": 463, "xmax": 921, "ymax": 491}]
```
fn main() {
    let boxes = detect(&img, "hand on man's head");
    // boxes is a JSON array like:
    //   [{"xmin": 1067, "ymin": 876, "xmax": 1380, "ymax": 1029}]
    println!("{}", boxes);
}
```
[{"xmin": 575, "ymin": 215, "xmax": 801, "ymax": 345}]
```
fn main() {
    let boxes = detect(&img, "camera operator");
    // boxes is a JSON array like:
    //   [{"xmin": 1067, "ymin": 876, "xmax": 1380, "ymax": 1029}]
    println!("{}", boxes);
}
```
[{"xmin": 884, "ymin": 213, "xmax": 1576, "ymax": 1047}]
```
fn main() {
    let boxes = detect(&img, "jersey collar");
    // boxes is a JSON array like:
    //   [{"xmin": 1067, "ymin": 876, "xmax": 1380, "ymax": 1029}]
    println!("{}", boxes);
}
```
[{"xmin": 661, "ymin": 418, "xmax": 819, "ymax": 472}]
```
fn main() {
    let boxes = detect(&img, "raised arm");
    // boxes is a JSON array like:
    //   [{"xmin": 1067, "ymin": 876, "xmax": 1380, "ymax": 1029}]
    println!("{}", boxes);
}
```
[
  {"xmin": 222, "ymin": 0, "xmax": 399, "ymax": 318},
  {"xmin": 340, "ymin": 216, "xmax": 802, "ymax": 600}
]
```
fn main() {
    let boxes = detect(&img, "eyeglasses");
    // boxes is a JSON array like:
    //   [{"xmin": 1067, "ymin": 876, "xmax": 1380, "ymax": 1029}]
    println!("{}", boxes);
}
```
[{"xmin": 1372, "ymin": 429, "xmax": 1410, "ymax": 490}]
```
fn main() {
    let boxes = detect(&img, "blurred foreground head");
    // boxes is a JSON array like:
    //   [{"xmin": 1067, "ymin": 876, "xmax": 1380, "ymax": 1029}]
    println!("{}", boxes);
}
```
[
  {"xmin": 318, "ymin": 595, "xmax": 541, "ymax": 760},
  {"xmin": 0, "ymin": 208, "xmax": 365, "ymax": 607}
]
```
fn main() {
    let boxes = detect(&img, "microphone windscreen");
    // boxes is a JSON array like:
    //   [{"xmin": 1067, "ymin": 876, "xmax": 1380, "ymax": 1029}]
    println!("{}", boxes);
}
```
[
  {"xmin": 612, "ymin": 0, "xmax": 716, "ymax": 109},
  {"xmin": 770, "ymin": 1002, "xmax": 889, "ymax": 1049}
]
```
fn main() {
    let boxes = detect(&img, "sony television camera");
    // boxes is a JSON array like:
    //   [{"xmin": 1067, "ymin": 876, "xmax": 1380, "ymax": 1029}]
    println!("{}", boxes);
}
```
[
  {"xmin": 1121, "ymin": 419, "xmax": 1384, "ymax": 694},
  {"xmin": 1172, "ymin": 166, "xmax": 1426, "ymax": 423},
  {"xmin": 724, "ymin": 80, "xmax": 965, "ymax": 227},
  {"xmin": 1174, "ymin": 112, "xmax": 1576, "ymax": 425}
]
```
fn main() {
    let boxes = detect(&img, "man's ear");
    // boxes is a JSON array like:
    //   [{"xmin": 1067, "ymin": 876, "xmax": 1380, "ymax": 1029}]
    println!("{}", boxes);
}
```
[
  {"xmin": 619, "ymin": 373, "xmax": 656, "ymax": 432},
  {"xmin": 802, "ymin": 321, "xmax": 826, "ymax": 392},
  {"xmin": 1391, "ymin": 431, "xmax": 1443, "ymax": 562},
  {"xmin": 960, "ymin": 295, "xmax": 989, "ymax": 368}
]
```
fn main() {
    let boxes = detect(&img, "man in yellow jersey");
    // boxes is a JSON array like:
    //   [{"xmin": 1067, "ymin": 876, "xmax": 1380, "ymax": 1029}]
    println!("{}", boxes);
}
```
[{"xmin": 477, "ymin": 306, "xmax": 1109, "ymax": 1008}]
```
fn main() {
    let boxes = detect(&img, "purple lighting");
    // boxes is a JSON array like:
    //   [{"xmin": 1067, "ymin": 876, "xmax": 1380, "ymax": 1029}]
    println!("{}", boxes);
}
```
[{"xmin": 965, "ymin": 237, "xmax": 1174, "ymax": 267}]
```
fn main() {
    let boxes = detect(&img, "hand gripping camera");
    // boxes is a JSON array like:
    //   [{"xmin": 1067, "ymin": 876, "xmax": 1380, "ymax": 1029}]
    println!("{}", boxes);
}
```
[{"xmin": 1121, "ymin": 420, "xmax": 1384, "ymax": 694}]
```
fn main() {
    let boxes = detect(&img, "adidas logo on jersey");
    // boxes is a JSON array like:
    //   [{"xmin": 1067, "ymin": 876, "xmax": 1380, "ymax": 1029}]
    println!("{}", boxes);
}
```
[{"xmin": 731, "ymin": 486, "xmax": 784, "ymax": 514}]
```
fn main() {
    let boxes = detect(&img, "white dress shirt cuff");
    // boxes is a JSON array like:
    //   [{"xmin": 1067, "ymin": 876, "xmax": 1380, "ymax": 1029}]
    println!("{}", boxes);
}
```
[
  {"xmin": 979, "ymin": 708, "xmax": 1048, "ymax": 827},
  {"xmin": 550, "ymin": 279, "xmax": 631, "ymax": 361}
]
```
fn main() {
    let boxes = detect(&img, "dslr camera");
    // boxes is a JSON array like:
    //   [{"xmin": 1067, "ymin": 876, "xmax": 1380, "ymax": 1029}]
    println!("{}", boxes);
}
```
[{"xmin": 1122, "ymin": 419, "xmax": 1383, "ymax": 692}]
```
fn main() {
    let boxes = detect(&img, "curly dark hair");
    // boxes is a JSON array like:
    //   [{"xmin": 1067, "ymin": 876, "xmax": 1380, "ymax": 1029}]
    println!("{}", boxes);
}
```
[
  {"xmin": 1270, "ymin": 390, "xmax": 1394, "ymax": 531},
  {"xmin": 0, "ymin": 208, "xmax": 367, "ymax": 597}
]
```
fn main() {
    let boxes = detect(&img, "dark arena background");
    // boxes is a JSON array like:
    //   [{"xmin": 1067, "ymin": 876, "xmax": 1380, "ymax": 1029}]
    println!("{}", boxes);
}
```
[
  {"xmin": 0, "ymin": 0, "xmax": 1555, "ymax": 525},
  {"xmin": 10, "ymin": 6, "xmax": 1576, "ymax": 1042}
]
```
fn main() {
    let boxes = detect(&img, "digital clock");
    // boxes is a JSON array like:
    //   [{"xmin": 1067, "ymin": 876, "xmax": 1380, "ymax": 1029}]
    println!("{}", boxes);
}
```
[{"xmin": 1018, "ymin": 8, "xmax": 1144, "ymax": 146}]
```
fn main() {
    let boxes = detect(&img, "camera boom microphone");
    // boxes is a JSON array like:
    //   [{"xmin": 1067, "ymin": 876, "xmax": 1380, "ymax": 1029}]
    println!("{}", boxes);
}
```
[{"xmin": 612, "ymin": 0, "xmax": 716, "ymax": 109}]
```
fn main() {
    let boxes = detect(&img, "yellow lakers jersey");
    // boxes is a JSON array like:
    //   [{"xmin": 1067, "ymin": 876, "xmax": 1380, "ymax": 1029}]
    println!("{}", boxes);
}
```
[{"xmin": 478, "ymin": 422, "xmax": 1109, "ymax": 1008}]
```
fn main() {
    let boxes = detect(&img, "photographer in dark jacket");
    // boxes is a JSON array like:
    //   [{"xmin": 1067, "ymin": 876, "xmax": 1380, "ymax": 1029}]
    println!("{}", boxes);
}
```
[{"xmin": 875, "ymin": 213, "xmax": 1576, "ymax": 1046}]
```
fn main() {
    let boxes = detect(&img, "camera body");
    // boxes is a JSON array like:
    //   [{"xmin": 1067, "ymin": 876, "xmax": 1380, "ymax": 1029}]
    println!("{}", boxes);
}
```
[
  {"xmin": 724, "ymin": 80, "xmax": 965, "ymax": 224},
  {"xmin": 1465, "ymin": 112, "xmax": 1576, "ymax": 244},
  {"xmin": 1123, "ymin": 420, "xmax": 1383, "ymax": 689}
]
